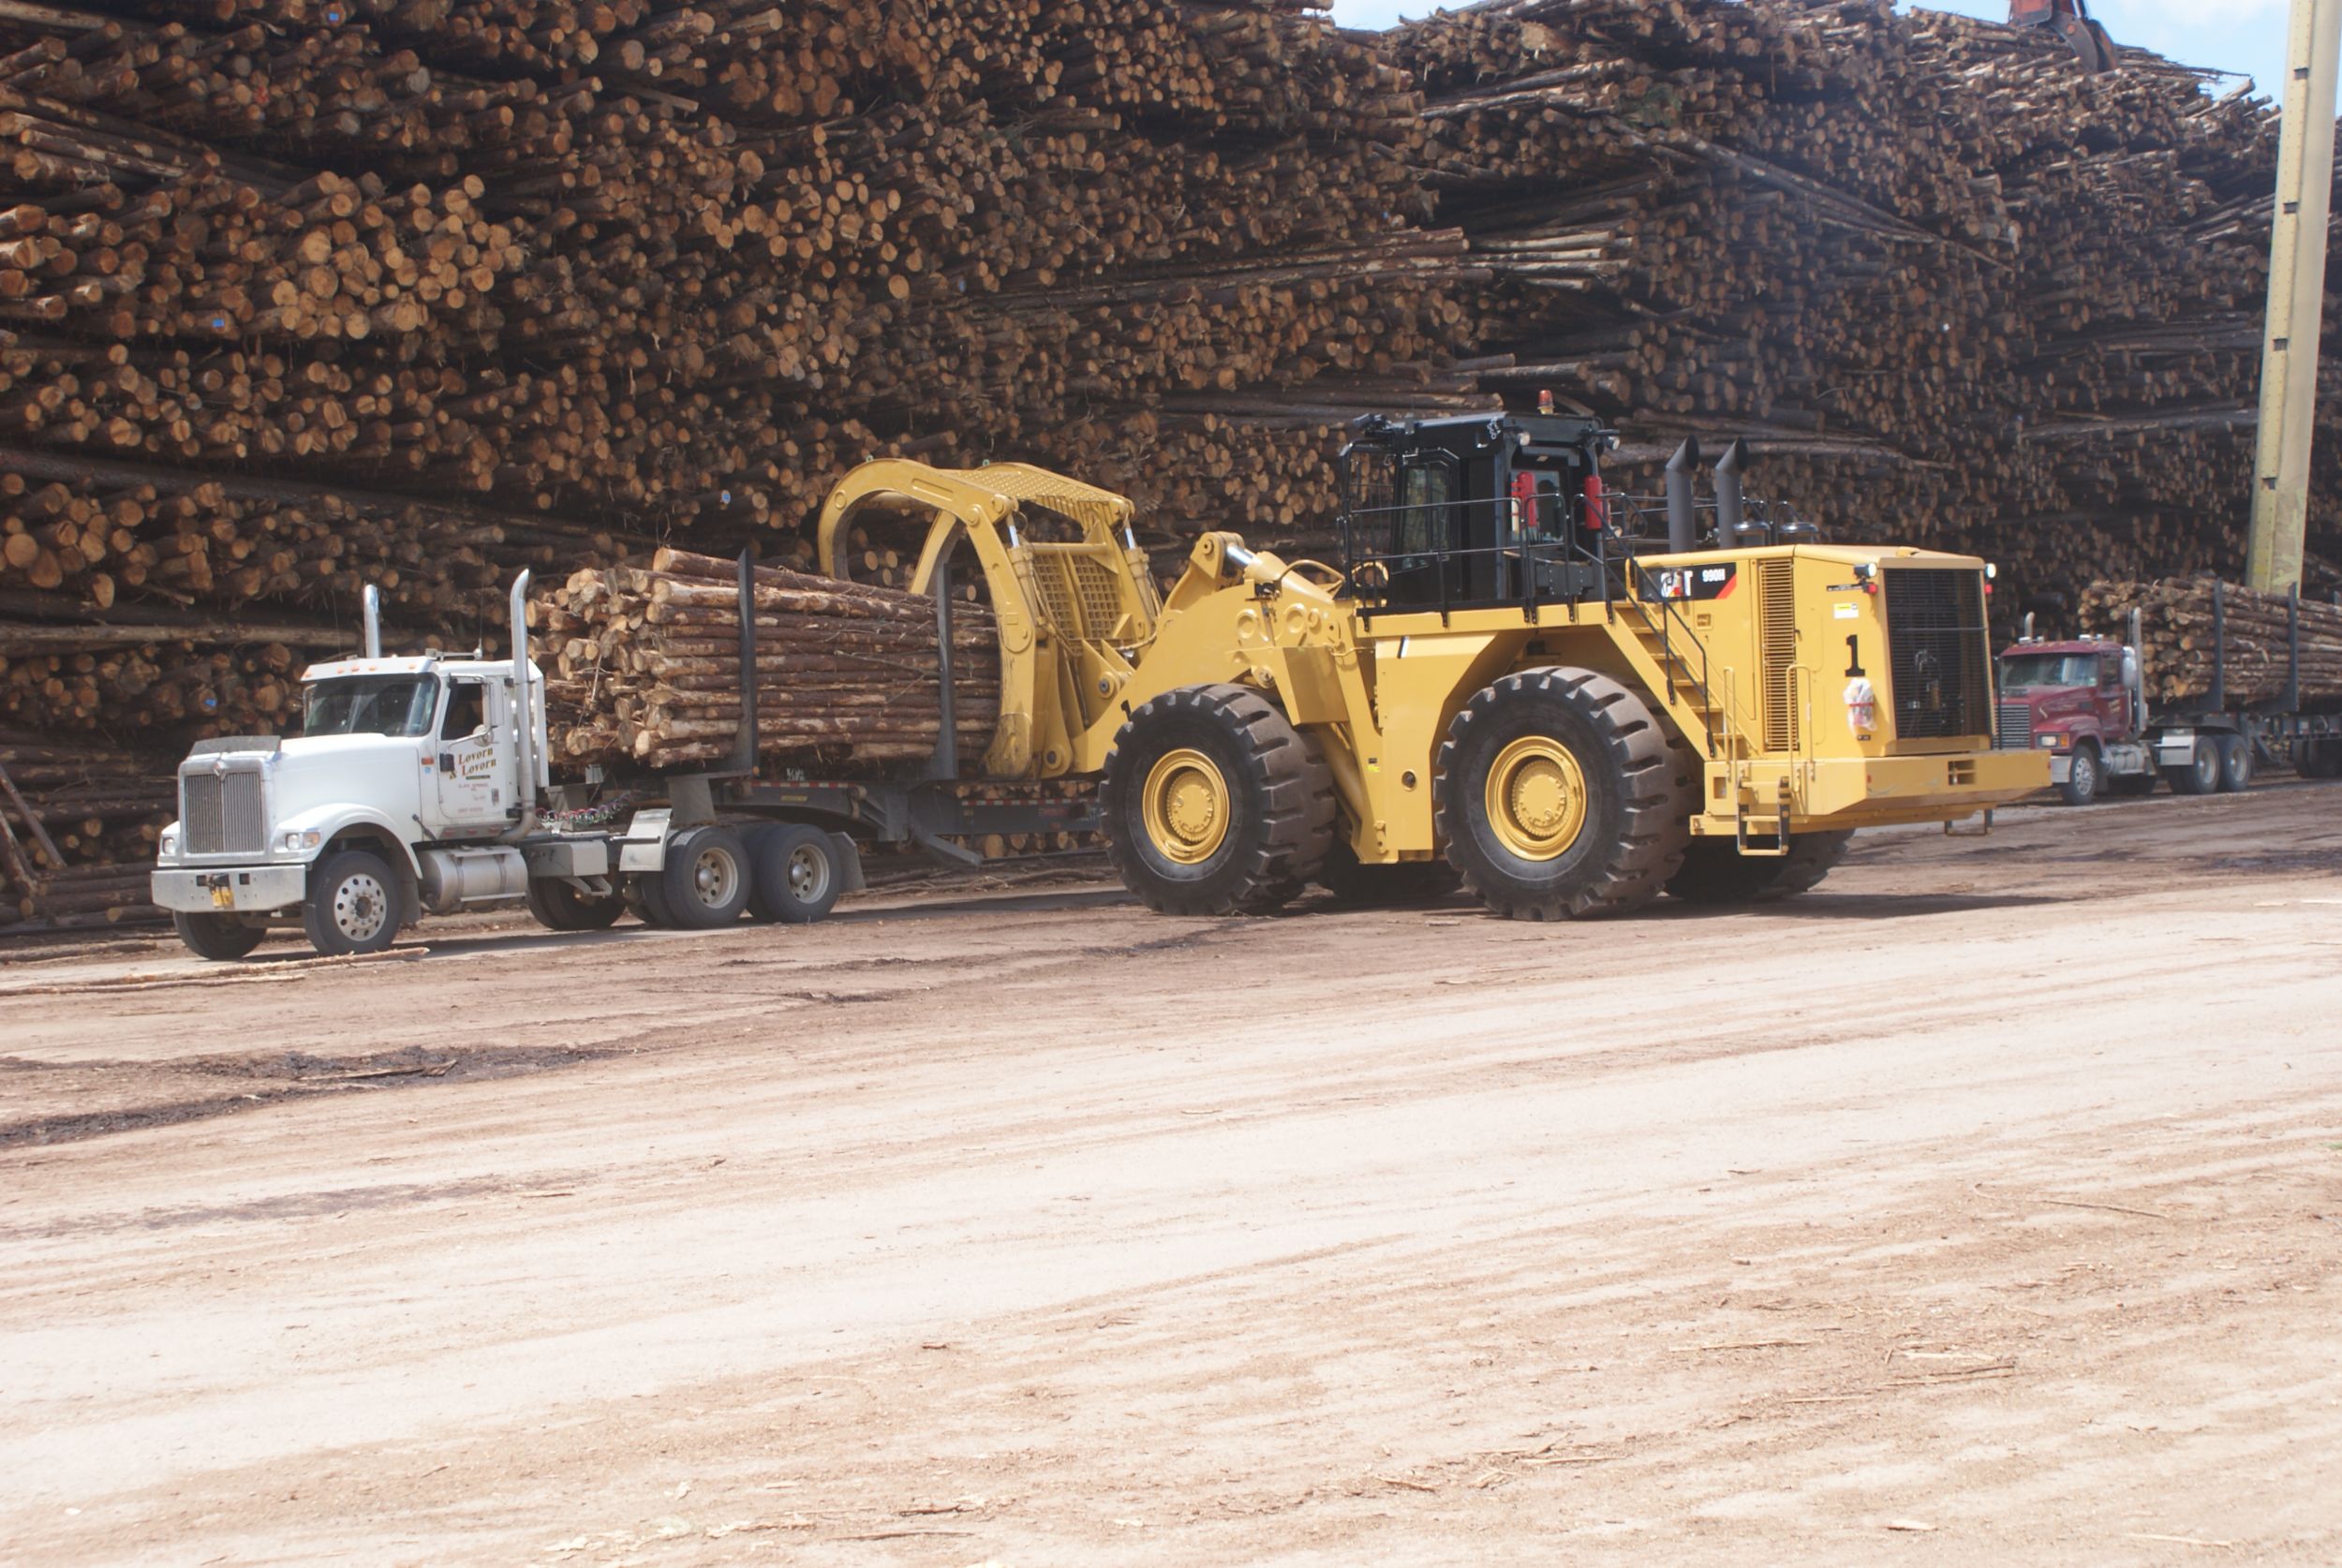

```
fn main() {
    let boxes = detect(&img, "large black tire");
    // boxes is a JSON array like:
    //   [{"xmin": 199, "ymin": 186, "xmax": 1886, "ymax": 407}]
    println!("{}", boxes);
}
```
[
  {"xmin": 657, "ymin": 824, "xmax": 752, "ymax": 928},
  {"xmin": 2109, "ymin": 771, "xmax": 2159, "ymax": 797},
  {"xmin": 1667, "ymin": 831, "xmax": 1853, "ymax": 905},
  {"xmin": 2056, "ymin": 741, "xmax": 2102, "ymax": 806},
  {"xmin": 2298, "ymin": 737, "xmax": 2342, "ymax": 779},
  {"xmin": 2216, "ymin": 732, "xmax": 2254, "ymax": 792},
  {"xmin": 302, "ymin": 849, "xmax": 401, "ymax": 956},
  {"xmin": 625, "ymin": 874, "xmax": 673, "ymax": 927},
  {"xmin": 1314, "ymin": 841, "xmax": 1463, "ymax": 907},
  {"xmin": 2165, "ymin": 738, "xmax": 2220, "ymax": 796},
  {"xmin": 1436, "ymin": 668, "xmax": 1691, "ymax": 921},
  {"xmin": 172, "ymin": 910, "xmax": 266, "ymax": 961},
  {"xmin": 1101, "ymin": 683, "xmax": 1336, "ymax": 915},
  {"xmin": 748, "ymin": 823, "xmax": 845, "ymax": 924},
  {"xmin": 525, "ymin": 876, "xmax": 627, "ymax": 932}
]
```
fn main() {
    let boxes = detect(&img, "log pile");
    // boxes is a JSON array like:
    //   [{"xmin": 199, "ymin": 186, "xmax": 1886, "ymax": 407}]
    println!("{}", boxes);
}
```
[
  {"xmin": 0, "ymin": 727, "xmax": 171, "ymax": 931},
  {"xmin": 2078, "ymin": 578, "xmax": 2342, "ymax": 704},
  {"xmin": 0, "ymin": 0, "xmax": 2337, "ymax": 925},
  {"xmin": 532, "ymin": 546, "xmax": 1000, "ymax": 768}
]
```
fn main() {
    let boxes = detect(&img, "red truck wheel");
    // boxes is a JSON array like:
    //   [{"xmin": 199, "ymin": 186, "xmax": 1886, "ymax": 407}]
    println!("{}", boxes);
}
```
[{"xmin": 2056, "ymin": 744, "xmax": 2102, "ymax": 806}]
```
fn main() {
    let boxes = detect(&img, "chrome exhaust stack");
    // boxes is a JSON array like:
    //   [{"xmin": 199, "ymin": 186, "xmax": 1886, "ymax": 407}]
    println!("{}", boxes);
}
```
[
  {"xmin": 509, "ymin": 570, "xmax": 538, "ymax": 835},
  {"xmin": 1664, "ymin": 437, "xmax": 1700, "ymax": 554},
  {"xmin": 362, "ymin": 584, "xmax": 382, "ymax": 658}
]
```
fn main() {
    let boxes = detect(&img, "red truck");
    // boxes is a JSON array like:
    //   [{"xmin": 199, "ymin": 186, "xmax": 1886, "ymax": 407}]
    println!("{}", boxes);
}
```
[{"xmin": 1997, "ymin": 588, "xmax": 2342, "ymax": 805}]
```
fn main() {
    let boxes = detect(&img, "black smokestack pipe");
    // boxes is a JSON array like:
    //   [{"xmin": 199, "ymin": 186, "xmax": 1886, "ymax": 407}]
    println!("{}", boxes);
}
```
[
  {"xmin": 1714, "ymin": 438, "xmax": 1748, "ymax": 546},
  {"xmin": 1665, "ymin": 437, "xmax": 1700, "ymax": 554}
]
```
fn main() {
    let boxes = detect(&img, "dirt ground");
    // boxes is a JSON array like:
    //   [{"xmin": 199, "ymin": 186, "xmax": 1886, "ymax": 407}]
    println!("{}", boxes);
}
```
[{"xmin": 3, "ymin": 785, "xmax": 2339, "ymax": 1567}]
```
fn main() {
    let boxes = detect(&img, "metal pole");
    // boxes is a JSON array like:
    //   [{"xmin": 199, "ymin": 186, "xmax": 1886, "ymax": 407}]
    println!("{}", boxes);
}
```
[
  {"xmin": 927, "ymin": 546, "xmax": 958, "ymax": 781},
  {"xmin": 2247, "ymin": 0, "xmax": 2342, "ymax": 593},
  {"xmin": 728, "ymin": 549, "xmax": 758, "ymax": 775}
]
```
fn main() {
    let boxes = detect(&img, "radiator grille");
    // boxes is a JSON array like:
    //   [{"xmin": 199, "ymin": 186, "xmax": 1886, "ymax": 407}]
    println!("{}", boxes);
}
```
[
  {"xmin": 1996, "ymin": 702, "xmax": 2034, "ymax": 750},
  {"xmin": 1031, "ymin": 554, "xmax": 1129, "ymax": 641},
  {"xmin": 180, "ymin": 764, "xmax": 266, "ymax": 856},
  {"xmin": 1755, "ymin": 558, "xmax": 1799, "ymax": 752},
  {"xmin": 1883, "ymin": 568, "xmax": 1992, "ymax": 741}
]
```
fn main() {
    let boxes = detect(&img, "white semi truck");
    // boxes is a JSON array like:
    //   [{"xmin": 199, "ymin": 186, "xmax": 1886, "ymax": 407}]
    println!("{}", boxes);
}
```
[{"xmin": 149, "ymin": 566, "xmax": 1092, "ymax": 958}]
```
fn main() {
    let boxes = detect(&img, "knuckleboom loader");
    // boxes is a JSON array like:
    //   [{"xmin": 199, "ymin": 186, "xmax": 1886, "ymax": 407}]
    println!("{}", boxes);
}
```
[
  {"xmin": 811, "ymin": 413, "xmax": 2045, "ymax": 918},
  {"xmin": 154, "ymin": 411, "xmax": 2045, "ymax": 959}
]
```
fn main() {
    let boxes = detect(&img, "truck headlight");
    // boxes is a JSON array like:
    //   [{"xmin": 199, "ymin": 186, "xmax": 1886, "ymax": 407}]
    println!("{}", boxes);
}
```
[
  {"xmin": 158, "ymin": 827, "xmax": 178, "ymax": 859},
  {"xmin": 277, "ymin": 829, "xmax": 323, "ymax": 854},
  {"xmin": 2037, "ymin": 733, "xmax": 2065, "ymax": 748}
]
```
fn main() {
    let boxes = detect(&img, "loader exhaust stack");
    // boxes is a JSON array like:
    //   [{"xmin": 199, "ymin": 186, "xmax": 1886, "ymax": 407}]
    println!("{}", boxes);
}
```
[
  {"xmin": 1665, "ymin": 437, "xmax": 1700, "ymax": 554},
  {"xmin": 1714, "ymin": 438, "xmax": 1750, "ymax": 545}
]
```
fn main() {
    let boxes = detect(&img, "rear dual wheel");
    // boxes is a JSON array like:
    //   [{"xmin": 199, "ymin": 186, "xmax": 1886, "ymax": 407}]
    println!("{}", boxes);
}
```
[
  {"xmin": 630, "ymin": 824, "xmax": 752, "ymax": 930},
  {"xmin": 1436, "ymin": 669, "xmax": 1691, "ymax": 921}
]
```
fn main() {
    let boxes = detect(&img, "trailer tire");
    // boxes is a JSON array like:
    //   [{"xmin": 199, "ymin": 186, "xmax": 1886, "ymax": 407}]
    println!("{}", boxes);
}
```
[
  {"xmin": 2056, "ymin": 742, "xmax": 2102, "ymax": 806},
  {"xmin": 748, "ymin": 823, "xmax": 844, "ymax": 924},
  {"xmin": 1102, "ymin": 683, "xmax": 1336, "ymax": 916},
  {"xmin": 2215, "ymin": 732, "xmax": 2254, "ymax": 792},
  {"xmin": 2299, "ymin": 737, "xmax": 2342, "ymax": 779},
  {"xmin": 525, "ymin": 877, "xmax": 626, "ymax": 932},
  {"xmin": 172, "ymin": 910, "xmax": 266, "ymax": 961},
  {"xmin": 1437, "ymin": 668, "xmax": 1691, "ymax": 921},
  {"xmin": 303, "ymin": 849, "xmax": 401, "ymax": 956},
  {"xmin": 2165, "ymin": 739, "xmax": 2221, "ymax": 795},
  {"xmin": 1666, "ymin": 831, "xmax": 1853, "ymax": 905},
  {"xmin": 657, "ymin": 824, "xmax": 751, "ymax": 928},
  {"xmin": 1314, "ymin": 841, "xmax": 1462, "ymax": 907}
]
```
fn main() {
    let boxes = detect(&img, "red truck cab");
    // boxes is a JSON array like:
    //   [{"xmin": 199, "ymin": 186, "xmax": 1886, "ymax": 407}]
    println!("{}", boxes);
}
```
[{"xmin": 1995, "ymin": 638, "xmax": 2158, "ymax": 804}]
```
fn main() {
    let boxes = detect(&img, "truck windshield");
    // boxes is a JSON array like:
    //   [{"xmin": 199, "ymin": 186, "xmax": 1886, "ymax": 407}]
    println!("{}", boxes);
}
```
[
  {"xmin": 304, "ymin": 676, "xmax": 440, "ymax": 737},
  {"xmin": 1999, "ymin": 653, "xmax": 2099, "ymax": 689}
]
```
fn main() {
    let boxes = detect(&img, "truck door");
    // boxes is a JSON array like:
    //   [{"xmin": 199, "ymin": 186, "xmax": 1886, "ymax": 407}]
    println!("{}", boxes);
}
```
[{"xmin": 433, "ymin": 676, "xmax": 505, "ymax": 831}]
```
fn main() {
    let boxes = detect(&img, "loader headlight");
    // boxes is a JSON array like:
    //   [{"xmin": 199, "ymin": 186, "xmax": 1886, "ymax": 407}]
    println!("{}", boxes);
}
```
[{"xmin": 277, "ymin": 829, "xmax": 323, "ymax": 854}]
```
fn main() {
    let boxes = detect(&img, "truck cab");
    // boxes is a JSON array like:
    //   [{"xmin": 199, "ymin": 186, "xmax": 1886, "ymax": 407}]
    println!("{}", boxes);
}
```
[
  {"xmin": 151, "ymin": 582, "xmax": 558, "ymax": 959},
  {"xmin": 1995, "ymin": 635, "xmax": 2162, "ymax": 804}
]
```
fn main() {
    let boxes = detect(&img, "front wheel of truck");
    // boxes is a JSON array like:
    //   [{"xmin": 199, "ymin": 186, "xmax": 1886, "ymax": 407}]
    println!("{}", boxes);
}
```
[
  {"xmin": 172, "ymin": 911, "xmax": 266, "ymax": 962},
  {"xmin": 303, "ymin": 849, "xmax": 401, "ymax": 956}
]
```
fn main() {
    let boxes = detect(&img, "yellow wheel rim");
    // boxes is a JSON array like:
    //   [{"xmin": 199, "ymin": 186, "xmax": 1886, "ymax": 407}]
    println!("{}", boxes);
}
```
[
  {"xmin": 1142, "ymin": 748, "xmax": 1231, "ymax": 865},
  {"xmin": 1484, "ymin": 735, "xmax": 1588, "ymax": 861}
]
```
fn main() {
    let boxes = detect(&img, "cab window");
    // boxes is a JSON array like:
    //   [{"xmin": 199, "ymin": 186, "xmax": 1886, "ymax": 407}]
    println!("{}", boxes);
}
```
[
  {"xmin": 440, "ymin": 679, "xmax": 486, "ymax": 739},
  {"xmin": 304, "ymin": 676, "xmax": 438, "ymax": 738},
  {"xmin": 1397, "ymin": 461, "xmax": 1454, "ymax": 556}
]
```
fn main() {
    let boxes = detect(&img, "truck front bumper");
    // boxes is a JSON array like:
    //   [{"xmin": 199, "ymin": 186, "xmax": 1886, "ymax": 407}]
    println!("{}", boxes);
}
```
[
  {"xmin": 1695, "ymin": 749, "xmax": 2052, "ymax": 835},
  {"xmin": 152, "ymin": 864, "xmax": 308, "ymax": 915}
]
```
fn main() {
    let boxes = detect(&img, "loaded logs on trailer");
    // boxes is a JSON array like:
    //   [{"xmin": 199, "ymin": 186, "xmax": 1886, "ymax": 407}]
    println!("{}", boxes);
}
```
[
  {"xmin": 2079, "ymin": 578, "xmax": 2342, "ymax": 705},
  {"xmin": 0, "ymin": 0, "xmax": 2336, "ymax": 929},
  {"xmin": 533, "ymin": 546, "xmax": 1001, "ymax": 769}
]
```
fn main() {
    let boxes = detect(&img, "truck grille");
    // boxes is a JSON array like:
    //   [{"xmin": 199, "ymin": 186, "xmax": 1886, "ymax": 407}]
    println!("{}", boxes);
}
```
[
  {"xmin": 1882, "ymin": 568, "xmax": 1991, "ymax": 741},
  {"xmin": 1996, "ymin": 702, "xmax": 2033, "ymax": 750},
  {"xmin": 181, "ymin": 763, "xmax": 266, "ymax": 856}
]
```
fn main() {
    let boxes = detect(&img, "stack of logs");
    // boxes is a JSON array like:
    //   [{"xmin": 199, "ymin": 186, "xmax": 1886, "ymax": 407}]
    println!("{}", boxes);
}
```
[
  {"xmin": 533, "ymin": 546, "xmax": 1000, "ymax": 769},
  {"xmin": 2079, "ymin": 579, "xmax": 2342, "ymax": 704},
  {"xmin": 0, "ymin": 727, "xmax": 169, "ymax": 931},
  {"xmin": 0, "ymin": 0, "xmax": 2338, "ymax": 929}
]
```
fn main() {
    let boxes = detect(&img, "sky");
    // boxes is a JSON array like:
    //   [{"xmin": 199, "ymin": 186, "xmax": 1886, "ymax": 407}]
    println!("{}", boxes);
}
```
[{"xmin": 1325, "ymin": 0, "xmax": 2286, "ymax": 106}]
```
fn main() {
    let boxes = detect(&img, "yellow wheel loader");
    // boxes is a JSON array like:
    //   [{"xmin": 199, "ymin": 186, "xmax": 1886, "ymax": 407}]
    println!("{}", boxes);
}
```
[{"xmin": 815, "ymin": 413, "xmax": 2047, "ymax": 918}]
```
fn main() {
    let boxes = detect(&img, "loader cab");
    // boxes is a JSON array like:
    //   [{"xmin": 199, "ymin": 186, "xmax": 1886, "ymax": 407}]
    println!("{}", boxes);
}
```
[{"xmin": 1337, "ymin": 412, "xmax": 1613, "ymax": 615}]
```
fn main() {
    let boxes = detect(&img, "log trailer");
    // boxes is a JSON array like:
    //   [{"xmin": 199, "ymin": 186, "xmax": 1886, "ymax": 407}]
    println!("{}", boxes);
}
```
[
  {"xmin": 152, "ymin": 413, "xmax": 2045, "ymax": 958},
  {"xmin": 1997, "ymin": 588, "xmax": 2342, "ymax": 806}
]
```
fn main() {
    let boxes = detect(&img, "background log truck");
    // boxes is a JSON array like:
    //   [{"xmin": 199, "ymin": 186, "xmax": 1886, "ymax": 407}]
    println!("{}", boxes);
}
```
[{"xmin": 152, "ymin": 413, "xmax": 2045, "ymax": 957}]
